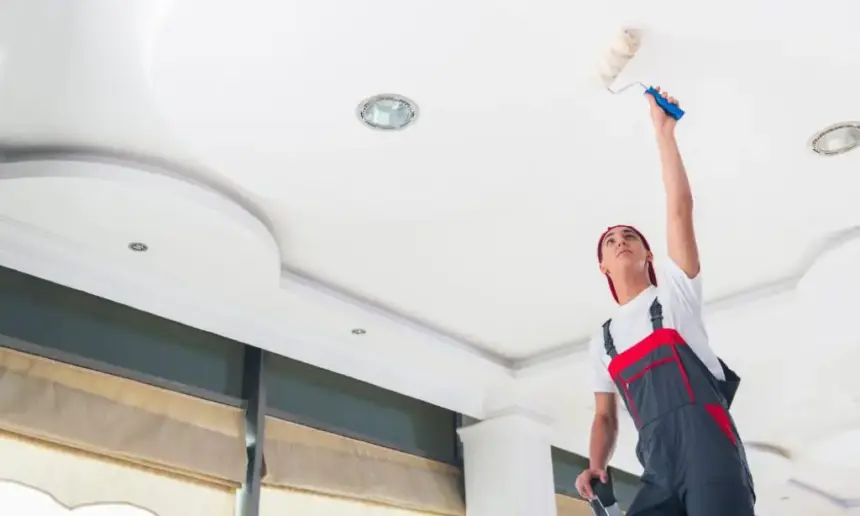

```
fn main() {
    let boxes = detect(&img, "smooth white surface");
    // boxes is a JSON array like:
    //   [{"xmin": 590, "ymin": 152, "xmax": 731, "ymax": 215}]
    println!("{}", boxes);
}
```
[
  {"xmin": 459, "ymin": 412, "xmax": 557, "ymax": 516},
  {"xmin": 149, "ymin": 0, "xmax": 860, "ymax": 357},
  {"xmin": 0, "ymin": 0, "xmax": 183, "ymax": 157},
  {"xmin": 0, "ymin": 0, "xmax": 859, "ymax": 512},
  {"xmin": 746, "ymin": 450, "xmax": 792, "ymax": 491}
]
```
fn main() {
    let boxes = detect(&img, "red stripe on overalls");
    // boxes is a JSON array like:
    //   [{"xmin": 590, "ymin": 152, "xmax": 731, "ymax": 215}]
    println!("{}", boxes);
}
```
[{"xmin": 608, "ymin": 328, "xmax": 696, "ymax": 426}]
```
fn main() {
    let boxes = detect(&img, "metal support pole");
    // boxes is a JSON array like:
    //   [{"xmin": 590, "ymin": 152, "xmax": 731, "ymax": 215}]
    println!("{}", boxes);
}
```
[{"xmin": 237, "ymin": 346, "xmax": 266, "ymax": 516}]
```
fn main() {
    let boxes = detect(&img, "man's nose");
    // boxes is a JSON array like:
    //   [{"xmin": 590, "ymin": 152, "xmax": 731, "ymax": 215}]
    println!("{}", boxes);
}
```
[{"xmin": 617, "ymin": 240, "xmax": 629, "ymax": 248}]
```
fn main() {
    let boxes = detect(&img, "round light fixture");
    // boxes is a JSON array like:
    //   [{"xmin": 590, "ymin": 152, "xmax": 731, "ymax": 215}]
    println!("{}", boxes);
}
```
[
  {"xmin": 357, "ymin": 94, "xmax": 418, "ymax": 131},
  {"xmin": 128, "ymin": 242, "xmax": 148, "ymax": 252},
  {"xmin": 351, "ymin": 328, "xmax": 367, "ymax": 335},
  {"xmin": 810, "ymin": 122, "xmax": 860, "ymax": 156}
]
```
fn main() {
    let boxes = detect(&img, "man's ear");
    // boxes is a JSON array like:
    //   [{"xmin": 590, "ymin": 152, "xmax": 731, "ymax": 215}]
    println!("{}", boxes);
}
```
[
  {"xmin": 599, "ymin": 263, "xmax": 609, "ymax": 276},
  {"xmin": 646, "ymin": 251, "xmax": 654, "ymax": 263}
]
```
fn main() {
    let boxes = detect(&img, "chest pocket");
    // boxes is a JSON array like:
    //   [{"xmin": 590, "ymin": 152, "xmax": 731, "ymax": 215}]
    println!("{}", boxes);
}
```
[{"xmin": 604, "ymin": 300, "xmax": 696, "ymax": 427}]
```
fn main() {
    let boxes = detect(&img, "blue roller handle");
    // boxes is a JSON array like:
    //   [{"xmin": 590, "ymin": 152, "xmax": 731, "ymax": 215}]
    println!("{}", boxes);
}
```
[{"xmin": 645, "ymin": 86, "xmax": 685, "ymax": 120}]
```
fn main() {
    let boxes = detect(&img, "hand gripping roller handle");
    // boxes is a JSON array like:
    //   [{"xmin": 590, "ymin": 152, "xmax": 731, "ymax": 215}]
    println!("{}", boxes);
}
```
[{"xmin": 645, "ymin": 86, "xmax": 685, "ymax": 120}]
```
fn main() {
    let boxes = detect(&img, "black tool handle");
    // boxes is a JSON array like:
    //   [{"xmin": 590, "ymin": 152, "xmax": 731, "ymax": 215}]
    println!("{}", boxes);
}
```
[
  {"xmin": 588, "ymin": 499, "xmax": 608, "ymax": 516},
  {"xmin": 589, "ymin": 467, "xmax": 617, "ymax": 507}
]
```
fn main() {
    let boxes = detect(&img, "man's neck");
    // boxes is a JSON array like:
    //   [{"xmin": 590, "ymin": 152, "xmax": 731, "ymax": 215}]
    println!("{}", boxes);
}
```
[{"xmin": 613, "ymin": 274, "xmax": 652, "ymax": 306}]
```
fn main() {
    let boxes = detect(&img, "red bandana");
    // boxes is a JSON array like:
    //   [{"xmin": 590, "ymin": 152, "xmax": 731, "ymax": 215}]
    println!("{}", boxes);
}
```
[{"xmin": 596, "ymin": 225, "xmax": 658, "ymax": 303}]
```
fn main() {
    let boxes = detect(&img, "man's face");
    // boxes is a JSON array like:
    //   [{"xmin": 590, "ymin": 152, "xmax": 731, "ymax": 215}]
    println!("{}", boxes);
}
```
[{"xmin": 599, "ymin": 226, "xmax": 652, "ymax": 276}]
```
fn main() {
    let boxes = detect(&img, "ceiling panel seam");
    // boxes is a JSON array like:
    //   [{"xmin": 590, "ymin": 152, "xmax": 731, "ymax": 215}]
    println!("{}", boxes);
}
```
[{"xmin": 789, "ymin": 479, "xmax": 860, "ymax": 508}]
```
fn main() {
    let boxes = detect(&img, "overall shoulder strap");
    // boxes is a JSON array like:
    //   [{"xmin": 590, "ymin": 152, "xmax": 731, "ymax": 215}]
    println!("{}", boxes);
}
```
[
  {"xmin": 602, "ymin": 319, "xmax": 617, "ymax": 358},
  {"xmin": 649, "ymin": 298, "xmax": 664, "ymax": 330}
]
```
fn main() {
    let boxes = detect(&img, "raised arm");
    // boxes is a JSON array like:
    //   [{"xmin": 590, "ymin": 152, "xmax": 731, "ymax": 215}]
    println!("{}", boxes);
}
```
[{"xmin": 648, "ymin": 88, "xmax": 700, "ymax": 279}]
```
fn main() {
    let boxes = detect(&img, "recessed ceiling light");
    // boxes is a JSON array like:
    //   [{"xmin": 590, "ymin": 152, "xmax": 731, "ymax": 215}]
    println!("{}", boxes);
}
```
[
  {"xmin": 128, "ymin": 242, "xmax": 148, "ymax": 252},
  {"xmin": 810, "ymin": 122, "xmax": 860, "ymax": 156},
  {"xmin": 357, "ymin": 94, "xmax": 418, "ymax": 131},
  {"xmin": 351, "ymin": 328, "xmax": 367, "ymax": 335}
]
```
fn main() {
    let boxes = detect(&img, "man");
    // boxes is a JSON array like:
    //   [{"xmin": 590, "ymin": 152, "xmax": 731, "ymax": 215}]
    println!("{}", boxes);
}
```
[{"xmin": 574, "ymin": 89, "xmax": 755, "ymax": 515}]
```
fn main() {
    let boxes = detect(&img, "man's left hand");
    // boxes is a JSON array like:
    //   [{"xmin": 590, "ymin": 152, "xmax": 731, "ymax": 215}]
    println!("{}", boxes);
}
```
[{"xmin": 647, "ymin": 86, "xmax": 679, "ymax": 136}]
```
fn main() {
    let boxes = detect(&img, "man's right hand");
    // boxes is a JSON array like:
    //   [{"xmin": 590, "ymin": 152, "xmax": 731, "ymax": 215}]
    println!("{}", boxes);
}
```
[{"xmin": 575, "ymin": 467, "xmax": 609, "ymax": 500}]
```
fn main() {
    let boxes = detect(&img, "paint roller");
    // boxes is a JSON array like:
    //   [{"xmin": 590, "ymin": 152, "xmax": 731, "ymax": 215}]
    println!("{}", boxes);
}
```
[{"xmin": 598, "ymin": 29, "xmax": 685, "ymax": 121}]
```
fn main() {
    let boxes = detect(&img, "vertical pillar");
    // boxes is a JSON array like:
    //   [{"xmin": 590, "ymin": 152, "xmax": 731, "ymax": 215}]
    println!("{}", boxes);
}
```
[
  {"xmin": 454, "ymin": 413, "xmax": 465, "ymax": 468},
  {"xmin": 458, "ymin": 410, "xmax": 556, "ymax": 516},
  {"xmin": 237, "ymin": 346, "xmax": 266, "ymax": 516}
]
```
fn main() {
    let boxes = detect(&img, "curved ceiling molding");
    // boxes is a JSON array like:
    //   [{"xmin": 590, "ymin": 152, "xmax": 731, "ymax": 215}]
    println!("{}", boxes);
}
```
[
  {"xmin": 0, "ymin": 0, "xmax": 282, "ymax": 265},
  {"xmin": 514, "ymin": 225, "xmax": 860, "ymax": 372},
  {"xmin": 746, "ymin": 441, "xmax": 792, "ymax": 460},
  {"xmin": 0, "ymin": 152, "xmax": 282, "ymax": 290},
  {"xmin": 789, "ymin": 479, "xmax": 860, "ymax": 509},
  {"xmin": 262, "ymin": 223, "xmax": 860, "ymax": 371},
  {"xmin": 797, "ymin": 239, "xmax": 860, "ymax": 295},
  {"xmin": 0, "ymin": 146, "xmax": 279, "ymax": 254},
  {"xmin": 789, "ymin": 431, "xmax": 860, "ymax": 506},
  {"xmin": 281, "ymin": 267, "xmax": 513, "ymax": 367}
]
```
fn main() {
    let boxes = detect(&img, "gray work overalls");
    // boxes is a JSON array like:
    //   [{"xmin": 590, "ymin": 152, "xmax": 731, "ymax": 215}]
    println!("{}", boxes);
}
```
[{"xmin": 602, "ymin": 298, "xmax": 756, "ymax": 515}]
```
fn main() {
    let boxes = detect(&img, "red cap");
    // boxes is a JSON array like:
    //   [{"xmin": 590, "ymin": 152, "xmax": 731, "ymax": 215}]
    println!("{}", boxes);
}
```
[{"xmin": 597, "ymin": 225, "xmax": 658, "ymax": 303}]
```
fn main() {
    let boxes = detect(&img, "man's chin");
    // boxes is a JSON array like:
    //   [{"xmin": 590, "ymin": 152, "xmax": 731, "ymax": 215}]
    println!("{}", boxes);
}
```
[{"xmin": 612, "ymin": 258, "xmax": 645, "ymax": 274}]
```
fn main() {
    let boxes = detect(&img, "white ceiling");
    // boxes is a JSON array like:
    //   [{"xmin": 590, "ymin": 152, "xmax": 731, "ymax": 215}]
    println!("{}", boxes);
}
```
[
  {"xmin": 146, "ymin": 0, "xmax": 860, "ymax": 359},
  {"xmin": 1, "ymin": 0, "xmax": 859, "ymax": 512}
]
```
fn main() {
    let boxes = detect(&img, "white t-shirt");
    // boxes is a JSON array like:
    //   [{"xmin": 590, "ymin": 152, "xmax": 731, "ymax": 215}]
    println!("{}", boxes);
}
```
[{"xmin": 589, "ymin": 257, "xmax": 725, "ymax": 393}]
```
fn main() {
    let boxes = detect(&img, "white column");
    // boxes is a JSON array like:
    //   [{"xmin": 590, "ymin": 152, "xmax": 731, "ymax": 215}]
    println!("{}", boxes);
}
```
[{"xmin": 458, "ymin": 410, "xmax": 557, "ymax": 516}]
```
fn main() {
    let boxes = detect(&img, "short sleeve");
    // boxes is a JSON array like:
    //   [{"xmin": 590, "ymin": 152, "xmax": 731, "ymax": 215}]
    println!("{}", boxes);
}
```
[
  {"xmin": 589, "ymin": 336, "xmax": 616, "ymax": 393},
  {"xmin": 656, "ymin": 256, "xmax": 703, "ymax": 312}
]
